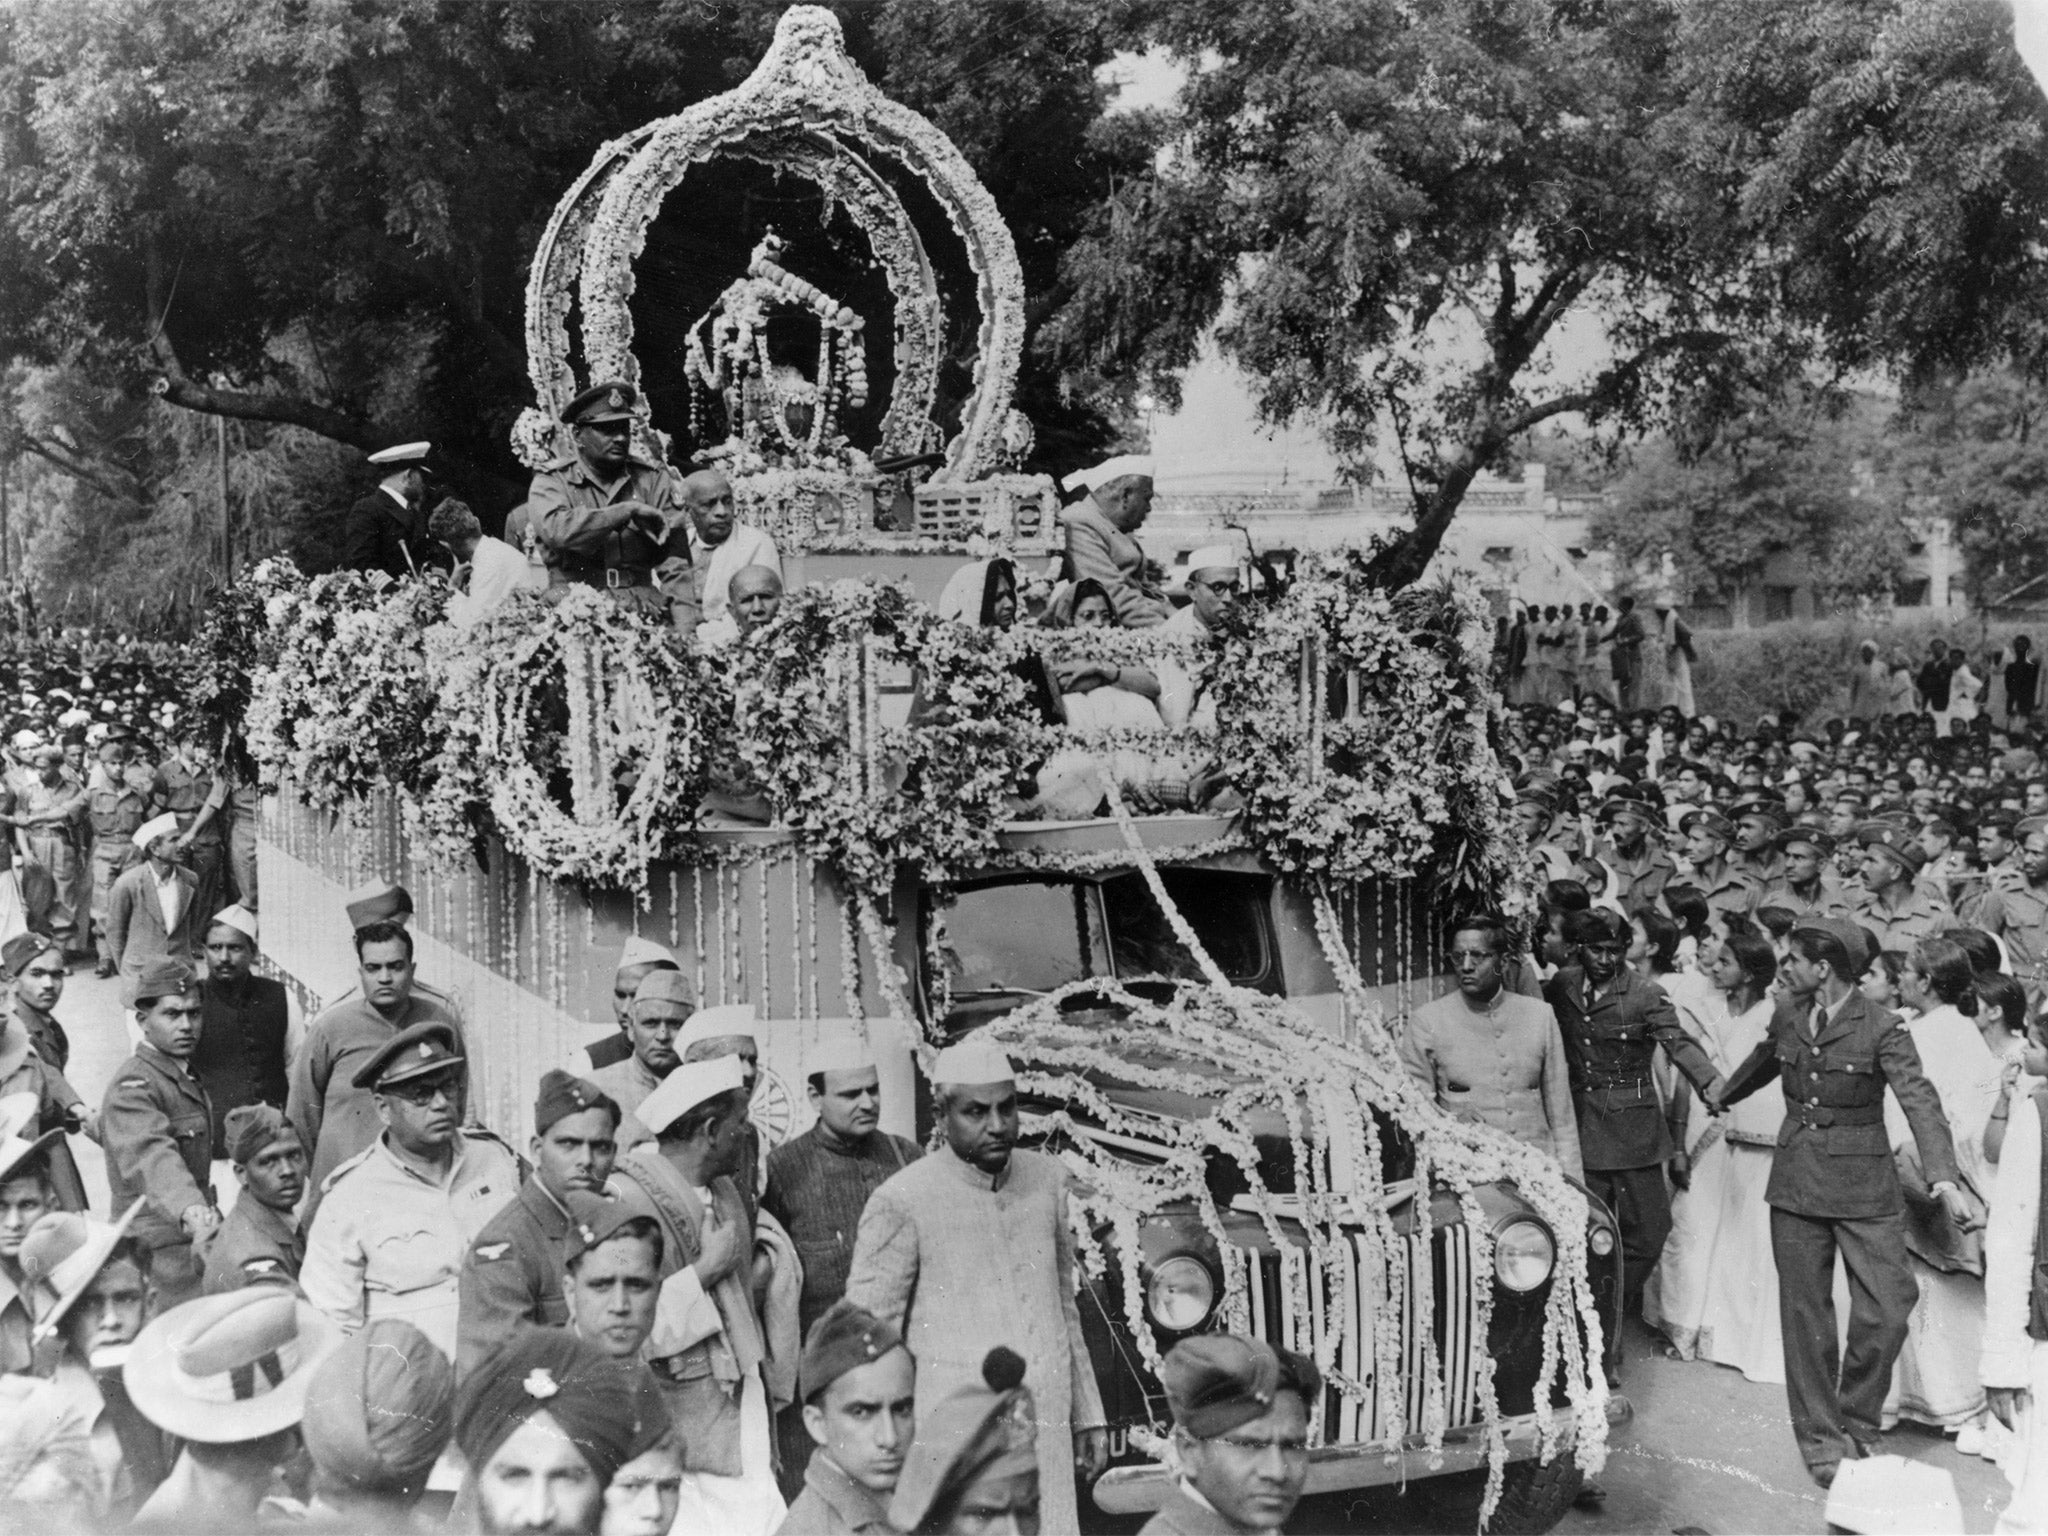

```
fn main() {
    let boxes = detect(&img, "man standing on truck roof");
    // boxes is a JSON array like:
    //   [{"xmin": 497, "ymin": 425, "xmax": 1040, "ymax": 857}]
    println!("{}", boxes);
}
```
[
  {"xmin": 1142, "ymin": 1333, "xmax": 1319, "ymax": 1536},
  {"xmin": 845, "ymin": 1039, "xmax": 1107, "ymax": 1535}
]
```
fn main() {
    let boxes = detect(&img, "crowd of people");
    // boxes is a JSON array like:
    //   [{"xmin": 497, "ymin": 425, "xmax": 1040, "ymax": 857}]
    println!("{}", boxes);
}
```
[{"xmin": 1406, "ymin": 671, "xmax": 2048, "ymax": 1520}]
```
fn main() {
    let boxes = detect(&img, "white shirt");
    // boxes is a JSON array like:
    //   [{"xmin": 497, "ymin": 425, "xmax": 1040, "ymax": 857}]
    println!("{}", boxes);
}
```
[
  {"xmin": 449, "ymin": 535, "xmax": 547, "ymax": 628},
  {"xmin": 152, "ymin": 866, "xmax": 183, "ymax": 938},
  {"xmin": 687, "ymin": 523, "xmax": 781, "ymax": 621}
]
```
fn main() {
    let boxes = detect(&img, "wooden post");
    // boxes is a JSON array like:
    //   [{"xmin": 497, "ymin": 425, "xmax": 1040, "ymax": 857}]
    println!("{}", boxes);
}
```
[{"xmin": 216, "ymin": 415, "xmax": 231, "ymax": 581}]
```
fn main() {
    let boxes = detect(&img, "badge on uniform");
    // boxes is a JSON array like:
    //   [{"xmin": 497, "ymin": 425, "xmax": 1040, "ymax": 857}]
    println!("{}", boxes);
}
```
[{"xmin": 475, "ymin": 1242, "xmax": 510, "ymax": 1262}]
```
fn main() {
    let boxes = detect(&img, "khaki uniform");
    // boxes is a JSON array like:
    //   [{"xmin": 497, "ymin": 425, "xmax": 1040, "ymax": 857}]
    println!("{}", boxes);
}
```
[
  {"xmin": 1754, "ymin": 873, "xmax": 1854, "ymax": 923},
  {"xmin": 202, "ymin": 1189, "xmax": 304, "ymax": 1293},
  {"xmin": 156, "ymin": 754, "xmax": 227, "ymax": 925},
  {"xmin": 18, "ymin": 774, "xmax": 85, "ymax": 950},
  {"xmin": 100, "ymin": 1044, "xmax": 215, "ymax": 1308},
  {"xmin": 1974, "ymin": 880, "xmax": 2048, "ymax": 1003},
  {"xmin": 1600, "ymin": 841, "xmax": 1678, "ymax": 920},
  {"xmin": 1690, "ymin": 856, "xmax": 1759, "ymax": 922},
  {"xmin": 1845, "ymin": 881, "xmax": 1954, "ymax": 955},
  {"xmin": 85, "ymin": 762, "xmax": 159, "ymax": 969},
  {"xmin": 527, "ymin": 453, "xmax": 690, "ymax": 621}
]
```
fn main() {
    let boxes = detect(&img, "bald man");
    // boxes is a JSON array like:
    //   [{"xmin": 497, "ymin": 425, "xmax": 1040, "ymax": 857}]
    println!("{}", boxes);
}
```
[{"xmin": 683, "ymin": 469, "xmax": 781, "ymax": 627}]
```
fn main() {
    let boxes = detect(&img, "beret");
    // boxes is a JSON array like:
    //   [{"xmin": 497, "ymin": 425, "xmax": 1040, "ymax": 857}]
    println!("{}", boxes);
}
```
[
  {"xmin": 800, "ymin": 1300, "xmax": 906, "ymax": 1404},
  {"xmin": 301, "ymin": 1319, "xmax": 454, "ymax": 1492},
  {"xmin": 561, "ymin": 381, "xmax": 638, "ymax": 426},
  {"xmin": 1855, "ymin": 822, "xmax": 1926, "ymax": 873},
  {"xmin": 126, "ymin": 958, "xmax": 198, "ymax": 1009},
  {"xmin": 351, "ymin": 1021, "xmax": 463, "ymax": 1091},
  {"xmin": 535, "ymin": 1070, "xmax": 619, "ymax": 1137},
  {"xmin": 1160, "ymin": 1333, "xmax": 1322, "ymax": 1438},
  {"xmin": 225, "ymin": 1105, "xmax": 302, "ymax": 1166},
  {"xmin": 454, "ymin": 1326, "xmax": 650, "ymax": 1487},
  {"xmin": 560, "ymin": 1186, "xmax": 662, "ymax": 1267},
  {"xmin": 889, "ymin": 1349, "xmax": 1036, "ymax": 1532},
  {"xmin": 1776, "ymin": 826, "xmax": 1835, "ymax": 856}
]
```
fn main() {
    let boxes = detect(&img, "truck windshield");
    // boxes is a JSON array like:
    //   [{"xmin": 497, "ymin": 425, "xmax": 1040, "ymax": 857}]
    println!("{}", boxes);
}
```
[{"xmin": 925, "ymin": 869, "xmax": 1277, "ymax": 1007}]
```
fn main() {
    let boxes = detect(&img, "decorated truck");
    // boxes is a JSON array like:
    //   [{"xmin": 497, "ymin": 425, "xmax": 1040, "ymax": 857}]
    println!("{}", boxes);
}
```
[{"xmin": 203, "ymin": 11, "xmax": 1622, "ymax": 1531}]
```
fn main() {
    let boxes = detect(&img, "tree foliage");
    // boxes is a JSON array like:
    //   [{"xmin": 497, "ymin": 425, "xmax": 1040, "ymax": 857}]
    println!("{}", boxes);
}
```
[
  {"xmin": 0, "ymin": 0, "xmax": 1141, "ymax": 540},
  {"xmin": 1898, "ymin": 371, "xmax": 2048, "ymax": 608},
  {"xmin": 1590, "ymin": 392, "xmax": 1916, "ymax": 611},
  {"xmin": 1046, "ymin": 0, "xmax": 2048, "ymax": 588}
]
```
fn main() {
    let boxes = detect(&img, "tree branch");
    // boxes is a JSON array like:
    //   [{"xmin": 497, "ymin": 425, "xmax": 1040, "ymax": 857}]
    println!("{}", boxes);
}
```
[{"xmin": 20, "ymin": 438, "xmax": 130, "ymax": 501}]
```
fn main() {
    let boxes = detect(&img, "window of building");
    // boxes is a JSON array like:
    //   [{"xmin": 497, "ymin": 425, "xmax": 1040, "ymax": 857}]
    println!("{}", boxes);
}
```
[
  {"xmin": 1895, "ymin": 578, "xmax": 1930, "ymax": 608},
  {"xmin": 1762, "ymin": 585, "xmax": 1797, "ymax": 624}
]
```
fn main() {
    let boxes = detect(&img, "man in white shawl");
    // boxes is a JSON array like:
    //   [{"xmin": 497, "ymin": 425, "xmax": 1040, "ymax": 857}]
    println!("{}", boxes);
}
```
[
  {"xmin": 846, "ymin": 1040, "xmax": 1107, "ymax": 1534},
  {"xmin": 682, "ymin": 469, "xmax": 780, "ymax": 629}
]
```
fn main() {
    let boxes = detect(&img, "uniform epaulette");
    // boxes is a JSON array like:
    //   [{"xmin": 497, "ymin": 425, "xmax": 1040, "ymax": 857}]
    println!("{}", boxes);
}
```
[
  {"xmin": 321, "ymin": 1140, "xmax": 380, "ymax": 1194},
  {"xmin": 461, "ymin": 1125, "xmax": 528, "ymax": 1180}
]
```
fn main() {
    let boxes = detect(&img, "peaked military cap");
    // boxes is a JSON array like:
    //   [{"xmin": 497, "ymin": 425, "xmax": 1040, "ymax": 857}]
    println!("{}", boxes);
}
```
[
  {"xmin": 561, "ymin": 381, "xmax": 638, "ymax": 426},
  {"xmin": 353, "ymin": 1021, "xmax": 463, "ymax": 1092}
]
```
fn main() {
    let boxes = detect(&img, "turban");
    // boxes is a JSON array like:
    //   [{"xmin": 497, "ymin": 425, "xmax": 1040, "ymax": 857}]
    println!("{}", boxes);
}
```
[
  {"xmin": 301, "ymin": 1319, "xmax": 454, "ymax": 1492},
  {"xmin": 455, "ymin": 1327, "xmax": 647, "ymax": 1487},
  {"xmin": 225, "ymin": 1104, "xmax": 302, "ymax": 1166}
]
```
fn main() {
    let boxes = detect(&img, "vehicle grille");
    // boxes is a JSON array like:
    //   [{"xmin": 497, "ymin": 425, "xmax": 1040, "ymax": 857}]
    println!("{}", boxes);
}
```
[{"xmin": 1230, "ymin": 1223, "xmax": 1487, "ymax": 1444}]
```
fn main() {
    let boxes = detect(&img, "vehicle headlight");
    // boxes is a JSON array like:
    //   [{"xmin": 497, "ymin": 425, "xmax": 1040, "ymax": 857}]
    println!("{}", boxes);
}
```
[
  {"xmin": 1493, "ymin": 1220, "xmax": 1556, "ymax": 1292},
  {"xmin": 1589, "ymin": 1225, "xmax": 1616, "ymax": 1258},
  {"xmin": 1147, "ymin": 1256, "xmax": 1216, "ymax": 1331}
]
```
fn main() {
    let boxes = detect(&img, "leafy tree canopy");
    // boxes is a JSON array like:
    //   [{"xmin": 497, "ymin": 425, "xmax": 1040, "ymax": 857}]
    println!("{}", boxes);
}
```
[
  {"xmin": 0, "ymin": 0, "xmax": 1141, "ymax": 520},
  {"xmin": 1899, "ymin": 371, "xmax": 2048, "ymax": 608},
  {"xmin": 1048, "ymin": 0, "xmax": 2048, "ymax": 588}
]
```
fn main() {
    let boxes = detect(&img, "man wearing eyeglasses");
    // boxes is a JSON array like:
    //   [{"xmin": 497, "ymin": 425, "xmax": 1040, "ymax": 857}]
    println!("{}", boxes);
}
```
[
  {"xmin": 1159, "ymin": 546, "xmax": 1242, "ymax": 732},
  {"xmin": 1143, "ymin": 1333, "xmax": 1319, "ymax": 1535},
  {"xmin": 300, "ymin": 1020, "xmax": 519, "ymax": 1358}
]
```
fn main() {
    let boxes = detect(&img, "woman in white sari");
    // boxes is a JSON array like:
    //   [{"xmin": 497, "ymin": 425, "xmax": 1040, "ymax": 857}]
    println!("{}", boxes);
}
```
[
  {"xmin": 1648, "ymin": 928, "xmax": 1784, "ymax": 1380},
  {"xmin": 1887, "ymin": 937, "xmax": 2002, "ymax": 1440}
]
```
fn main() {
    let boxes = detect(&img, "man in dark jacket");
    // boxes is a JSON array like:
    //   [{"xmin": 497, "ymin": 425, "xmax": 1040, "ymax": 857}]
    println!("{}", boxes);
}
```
[
  {"xmin": 1709, "ymin": 917, "xmax": 1975, "ymax": 1487},
  {"xmin": 1543, "ymin": 908, "xmax": 1724, "ymax": 1327},
  {"xmin": 338, "ymin": 441, "xmax": 448, "ymax": 580}
]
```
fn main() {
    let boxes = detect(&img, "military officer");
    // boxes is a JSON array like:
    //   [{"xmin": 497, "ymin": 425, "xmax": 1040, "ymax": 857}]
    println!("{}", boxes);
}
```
[
  {"xmin": 326, "ymin": 879, "xmax": 466, "ymax": 1027},
  {"xmin": 1709, "ymin": 918, "xmax": 1972, "ymax": 1488},
  {"xmin": 1972, "ymin": 814, "xmax": 2048, "ymax": 1005},
  {"xmin": 203, "ymin": 1104, "xmax": 307, "ymax": 1294},
  {"xmin": 1846, "ymin": 823, "xmax": 1954, "ymax": 953},
  {"xmin": 84, "ymin": 724, "xmax": 160, "ymax": 979},
  {"xmin": 455, "ymin": 1069, "xmax": 621, "ymax": 1377},
  {"xmin": 1595, "ymin": 795, "xmax": 1676, "ymax": 920},
  {"xmin": 527, "ymin": 381, "xmax": 692, "ymax": 625},
  {"xmin": 1544, "ymin": 908, "xmax": 1724, "ymax": 1335},
  {"xmin": 1729, "ymin": 797, "xmax": 1789, "ymax": 890},
  {"xmin": 338, "ymin": 441, "xmax": 447, "ymax": 580},
  {"xmin": 99, "ymin": 960, "xmax": 217, "ymax": 1309},
  {"xmin": 300, "ymin": 1021, "xmax": 519, "ymax": 1358},
  {"xmin": 1679, "ymin": 807, "xmax": 1757, "ymax": 921},
  {"xmin": 1754, "ymin": 828, "xmax": 1853, "ymax": 923}
]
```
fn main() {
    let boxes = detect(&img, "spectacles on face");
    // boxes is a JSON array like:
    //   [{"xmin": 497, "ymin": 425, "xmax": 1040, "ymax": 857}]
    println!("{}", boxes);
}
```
[
  {"xmin": 384, "ymin": 1074, "xmax": 459, "ymax": 1107},
  {"xmin": 1194, "ymin": 577, "xmax": 1242, "ymax": 594}
]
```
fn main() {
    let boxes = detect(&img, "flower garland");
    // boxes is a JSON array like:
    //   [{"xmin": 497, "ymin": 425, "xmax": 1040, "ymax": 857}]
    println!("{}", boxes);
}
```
[
  {"xmin": 729, "ymin": 578, "xmax": 1052, "ymax": 894},
  {"xmin": 187, "ymin": 555, "xmax": 307, "ymax": 785},
  {"xmin": 1211, "ymin": 556, "xmax": 1530, "ymax": 919},
  {"xmin": 244, "ymin": 573, "xmax": 450, "ymax": 816},
  {"xmin": 413, "ymin": 589, "xmax": 711, "ymax": 897}
]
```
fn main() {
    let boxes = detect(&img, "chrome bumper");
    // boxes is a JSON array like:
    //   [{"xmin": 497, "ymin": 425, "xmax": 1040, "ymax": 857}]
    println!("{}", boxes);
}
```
[{"xmin": 1089, "ymin": 1393, "xmax": 1634, "ymax": 1514}]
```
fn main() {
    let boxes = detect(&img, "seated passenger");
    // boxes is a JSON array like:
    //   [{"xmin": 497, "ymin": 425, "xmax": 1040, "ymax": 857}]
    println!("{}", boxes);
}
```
[
  {"xmin": 700, "ymin": 565, "xmax": 784, "ymax": 651},
  {"xmin": 1058, "ymin": 455, "xmax": 1168, "ymax": 628},
  {"xmin": 430, "ymin": 499, "xmax": 546, "ymax": 629},
  {"xmin": 682, "ymin": 469, "xmax": 780, "ymax": 627},
  {"xmin": 1048, "ymin": 579, "xmax": 1165, "ymax": 735},
  {"xmin": 1159, "ymin": 544, "xmax": 1240, "ymax": 731}
]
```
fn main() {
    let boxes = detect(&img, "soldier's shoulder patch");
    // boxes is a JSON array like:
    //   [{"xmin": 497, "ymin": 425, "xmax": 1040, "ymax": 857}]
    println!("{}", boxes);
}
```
[
  {"xmin": 474, "ymin": 1241, "xmax": 511, "ymax": 1262},
  {"xmin": 244, "ymin": 1257, "xmax": 284, "ymax": 1277}
]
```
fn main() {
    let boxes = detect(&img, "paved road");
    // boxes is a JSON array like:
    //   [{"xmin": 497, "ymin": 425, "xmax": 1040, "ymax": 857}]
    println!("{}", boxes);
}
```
[{"xmin": 45, "ymin": 966, "xmax": 2022, "ymax": 1534}]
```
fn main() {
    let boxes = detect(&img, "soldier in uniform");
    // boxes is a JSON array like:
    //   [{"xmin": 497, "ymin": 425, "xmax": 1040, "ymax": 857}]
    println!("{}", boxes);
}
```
[
  {"xmin": 455, "ymin": 1068, "xmax": 620, "ymax": 1376},
  {"xmin": 1729, "ymin": 797, "xmax": 1789, "ymax": 891},
  {"xmin": 1972, "ymin": 814, "xmax": 2048, "ymax": 1005},
  {"xmin": 203, "ymin": 1104, "xmax": 307, "ymax": 1294},
  {"xmin": 84, "ymin": 724, "xmax": 160, "ymax": 978},
  {"xmin": 6, "ymin": 929, "xmax": 72, "ymax": 1072},
  {"xmin": 9, "ymin": 745, "xmax": 84, "ymax": 956},
  {"xmin": 1709, "ymin": 918, "xmax": 1974, "ymax": 1487},
  {"xmin": 1755, "ymin": 828, "xmax": 1853, "ymax": 922},
  {"xmin": 527, "ymin": 381, "xmax": 693, "ymax": 626},
  {"xmin": 337, "ymin": 441, "xmax": 447, "ymax": 579},
  {"xmin": 1140, "ymin": 1334, "xmax": 1322, "ymax": 1536},
  {"xmin": 300, "ymin": 1021, "xmax": 519, "ymax": 1359},
  {"xmin": 99, "ymin": 960, "xmax": 217, "ymax": 1309},
  {"xmin": 1969, "ymin": 808, "xmax": 2028, "ymax": 924},
  {"xmin": 1847, "ymin": 823, "xmax": 1954, "ymax": 953},
  {"xmin": 326, "ymin": 879, "xmax": 466, "ymax": 1027},
  {"xmin": 1544, "ymin": 908, "xmax": 1725, "ymax": 1335},
  {"xmin": 157, "ymin": 723, "xmax": 228, "ymax": 926},
  {"xmin": 1595, "ymin": 795, "xmax": 1676, "ymax": 920},
  {"xmin": 1513, "ymin": 783, "xmax": 1576, "ymax": 884},
  {"xmin": 1679, "ymin": 807, "xmax": 1757, "ymax": 921}
]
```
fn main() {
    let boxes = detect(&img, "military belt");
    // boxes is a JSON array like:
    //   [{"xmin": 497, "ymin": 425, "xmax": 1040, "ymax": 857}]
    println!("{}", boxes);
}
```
[
  {"xmin": 1786, "ymin": 1101, "xmax": 1883, "ymax": 1129},
  {"xmin": 560, "ymin": 562, "xmax": 653, "ymax": 590},
  {"xmin": 1576, "ymin": 1074, "xmax": 1654, "ymax": 1095}
]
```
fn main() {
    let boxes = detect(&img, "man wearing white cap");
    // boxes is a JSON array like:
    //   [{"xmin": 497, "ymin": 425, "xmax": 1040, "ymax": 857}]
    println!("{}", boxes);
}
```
[
  {"xmin": 189, "ymin": 906, "xmax": 299, "ymax": 1162},
  {"xmin": 1159, "ymin": 542, "xmax": 1241, "ymax": 731},
  {"xmin": 845, "ymin": 1039, "xmax": 1107, "ymax": 1534},
  {"xmin": 104, "ymin": 814, "xmax": 200, "ymax": 991},
  {"xmin": 586, "ymin": 935, "xmax": 683, "ymax": 1072},
  {"xmin": 339, "ymin": 440, "xmax": 446, "ymax": 580},
  {"xmin": 612, "ymin": 1055, "xmax": 788, "ymax": 1535},
  {"xmin": 678, "ymin": 1003, "xmax": 766, "ymax": 1222},
  {"xmin": 1060, "ymin": 453, "xmax": 1169, "ymax": 628}
]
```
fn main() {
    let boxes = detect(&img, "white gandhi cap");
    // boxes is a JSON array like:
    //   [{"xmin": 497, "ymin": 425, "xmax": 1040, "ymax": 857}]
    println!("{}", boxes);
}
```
[
  {"xmin": 806, "ymin": 1032, "xmax": 876, "ymax": 1078},
  {"xmin": 929, "ymin": 1039, "xmax": 1015, "ymax": 1086},
  {"xmin": 636, "ymin": 1054, "xmax": 747, "ymax": 1135},
  {"xmin": 677, "ymin": 1004, "xmax": 758, "ymax": 1052},
  {"xmin": 616, "ymin": 935, "xmax": 678, "ymax": 973},
  {"xmin": 1060, "ymin": 454, "xmax": 1155, "ymax": 495},
  {"xmin": 1184, "ymin": 544, "xmax": 1237, "ymax": 578}
]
